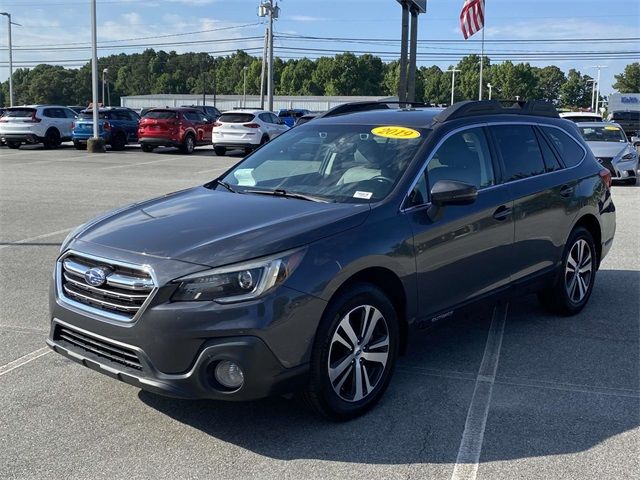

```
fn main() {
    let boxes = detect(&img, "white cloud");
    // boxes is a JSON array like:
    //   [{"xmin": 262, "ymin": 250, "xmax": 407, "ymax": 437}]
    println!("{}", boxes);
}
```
[{"xmin": 289, "ymin": 15, "xmax": 328, "ymax": 22}]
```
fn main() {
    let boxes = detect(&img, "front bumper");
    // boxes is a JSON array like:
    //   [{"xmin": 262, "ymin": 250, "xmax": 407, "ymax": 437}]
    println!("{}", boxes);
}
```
[
  {"xmin": 47, "ymin": 319, "xmax": 307, "ymax": 400},
  {"xmin": 611, "ymin": 159, "xmax": 639, "ymax": 180}
]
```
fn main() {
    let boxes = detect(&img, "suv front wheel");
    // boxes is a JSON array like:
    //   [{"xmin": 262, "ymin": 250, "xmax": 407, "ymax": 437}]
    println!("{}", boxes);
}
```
[
  {"xmin": 304, "ymin": 283, "xmax": 398, "ymax": 421},
  {"xmin": 538, "ymin": 226, "xmax": 597, "ymax": 315}
]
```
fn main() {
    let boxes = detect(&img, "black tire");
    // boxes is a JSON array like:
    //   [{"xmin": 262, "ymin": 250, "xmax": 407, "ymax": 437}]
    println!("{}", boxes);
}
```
[
  {"xmin": 110, "ymin": 131, "xmax": 127, "ymax": 151},
  {"xmin": 623, "ymin": 177, "xmax": 637, "ymax": 186},
  {"xmin": 303, "ymin": 283, "xmax": 399, "ymax": 421},
  {"xmin": 43, "ymin": 128, "xmax": 61, "ymax": 149},
  {"xmin": 141, "ymin": 143, "xmax": 154, "ymax": 153},
  {"xmin": 213, "ymin": 146, "xmax": 227, "ymax": 156},
  {"xmin": 73, "ymin": 141, "xmax": 86, "ymax": 150},
  {"xmin": 7, "ymin": 140, "xmax": 20, "ymax": 149},
  {"xmin": 538, "ymin": 226, "xmax": 597, "ymax": 315},
  {"xmin": 244, "ymin": 146, "xmax": 254, "ymax": 155},
  {"xmin": 180, "ymin": 134, "xmax": 195, "ymax": 154},
  {"xmin": 260, "ymin": 135, "xmax": 269, "ymax": 146}
]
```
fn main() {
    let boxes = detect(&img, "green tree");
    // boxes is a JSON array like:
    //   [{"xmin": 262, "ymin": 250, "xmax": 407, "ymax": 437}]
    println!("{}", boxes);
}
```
[
  {"xmin": 560, "ymin": 69, "xmax": 592, "ymax": 108},
  {"xmin": 612, "ymin": 62, "xmax": 640, "ymax": 93},
  {"xmin": 534, "ymin": 65, "xmax": 566, "ymax": 104}
]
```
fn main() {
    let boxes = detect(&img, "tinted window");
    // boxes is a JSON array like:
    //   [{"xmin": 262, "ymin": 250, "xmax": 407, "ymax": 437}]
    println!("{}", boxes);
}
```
[
  {"xmin": 144, "ymin": 110, "xmax": 177, "ymax": 120},
  {"xmin": 541, "ymin": 127, "xmax": 585, "ymax": 167},
  {"xmin": 258, "ymin": 113, "xmax": 272, "ymax": 123},
  {"xmin": 43, "ymin": 108, "xmax": 55, "ymax": 118},
  {"xmin": 270, "ymin": 113, "xmax": 282, "ymax": 124},
  {"xmin": 183, "ymin": 111, "xmax": 201, "ymax": 122},
  {"xmin": 64, "ymin": 108, "xmax": 77, "ymax": 119},
  {"xmin": 78, "ymin": 111, "xmax": 110, "ymax": 120},
  {"xmin": 492, "ymin": 125, "xmax": 545, "ymax": 181},
  {"xmin": 427, "ymin": 127, "xmax": 495, "ymax": 190},
  {"xmin": 219, "ymin": 113, "xmax": 255, "ymax": 123},
  {"xmin": 5, "ymin": 108, "xmax": 36, "ymax": 118},
  {"xmin": 535, "ymin": 129, "xmax": 563, "ymax": 172}
]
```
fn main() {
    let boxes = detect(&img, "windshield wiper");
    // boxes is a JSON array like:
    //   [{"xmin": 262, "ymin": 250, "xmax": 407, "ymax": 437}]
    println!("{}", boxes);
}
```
[
  {"xmin": 244, "ymin": 188, "xmax": 328, "ymax": 203},
  {"xmin": 211, "ymin": 179, "xmax": 238, "ymax": 193}
]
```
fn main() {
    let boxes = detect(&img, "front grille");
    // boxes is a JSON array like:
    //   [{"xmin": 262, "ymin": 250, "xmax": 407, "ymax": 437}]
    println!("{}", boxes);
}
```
[
  {"xmin": 58, "ymin": 252, "xmax": 155, "ymax": 321},
  {"xmin": 54, "ymin": 324, "xmax": 142, "ymax": 371},
  {"xmin": 597, "ymin": 157, "xmax": 617, "ymax": 177}
]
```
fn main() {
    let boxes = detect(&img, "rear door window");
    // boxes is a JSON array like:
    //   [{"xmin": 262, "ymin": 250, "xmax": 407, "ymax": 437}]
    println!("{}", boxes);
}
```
[
  {"xmin": 534, "ymin": 128, "xmax": 563, "ymax": 172},
  {"xmin": 540, "ymin": 127, "xmax": 585, "ymax": 168},
  {"xmin": 491, "ymin": 125, "xmax": 546, "ymax": 181}
]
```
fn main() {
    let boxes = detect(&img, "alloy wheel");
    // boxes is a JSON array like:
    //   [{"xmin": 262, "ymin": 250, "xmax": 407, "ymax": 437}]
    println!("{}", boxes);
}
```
[
  {"xmin": 327, "ymin": 305, "xmax": 390, "ymax": 403},
  {"xmin": 564, "ymin": 239, "xmax": 593, "ymax": 303}
]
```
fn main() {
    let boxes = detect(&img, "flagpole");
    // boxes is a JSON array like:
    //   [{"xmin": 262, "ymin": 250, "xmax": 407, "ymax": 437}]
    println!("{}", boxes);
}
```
[{"xmin": 478, "ymin": 2, "xmax": 485, "ymax": 100}]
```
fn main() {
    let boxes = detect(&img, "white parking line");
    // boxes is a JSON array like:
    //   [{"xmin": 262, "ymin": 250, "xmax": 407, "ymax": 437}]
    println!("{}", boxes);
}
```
[
  {"xmin": 10, "ymin": 154, "xmax": 98, "ymax": 167},
  {"xmin": 451, "ymin": 303, "xmax": 508, "ymax": 480},
  {"xmin": 0, "ymin": 227, "xmax": 72, "ymax": 251},
  {"xmin": 0, "ymin": 347, "xmax": 51, "ymax": 377},
  {"xmin": 101, "ymin": 156, "xmax": 189, "ymax": 170}
]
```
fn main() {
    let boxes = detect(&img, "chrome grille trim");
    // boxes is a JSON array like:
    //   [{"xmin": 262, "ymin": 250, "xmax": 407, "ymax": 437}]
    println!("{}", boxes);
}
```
[
  {"xmin": 56, "ymin": 250, "xmax": 158, "ymax": 323},
  {"xmin": 54, "ymin": 324, "xmax": 142, "ymax": 371}
]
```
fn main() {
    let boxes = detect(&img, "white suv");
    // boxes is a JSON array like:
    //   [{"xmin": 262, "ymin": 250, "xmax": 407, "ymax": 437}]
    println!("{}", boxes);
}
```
[
  {"xmin": 212, "ymin": 109, "xmax": 289, "ymax": 156},
  {"xmin": 0, "ymin": 105, "xmax": 77, "ymax": 149}
]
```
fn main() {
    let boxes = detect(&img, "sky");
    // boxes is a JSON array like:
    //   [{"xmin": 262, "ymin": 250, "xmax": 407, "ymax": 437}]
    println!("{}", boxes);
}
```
[{"xmin": 0, "ymin": 0, "xmax": 638, "ymax": 95}]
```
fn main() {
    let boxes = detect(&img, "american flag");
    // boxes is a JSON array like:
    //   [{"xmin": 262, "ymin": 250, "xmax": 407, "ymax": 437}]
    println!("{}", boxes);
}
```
[{"xmin": 460, "ymin": 0, "xmax": 485, "ymax": 40}]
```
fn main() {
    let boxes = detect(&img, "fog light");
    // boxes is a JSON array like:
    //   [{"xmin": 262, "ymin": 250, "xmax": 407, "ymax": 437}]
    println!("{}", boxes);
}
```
[{"xmin": 214, "ymin": 361, "xmax": 244, "ymax": 389}]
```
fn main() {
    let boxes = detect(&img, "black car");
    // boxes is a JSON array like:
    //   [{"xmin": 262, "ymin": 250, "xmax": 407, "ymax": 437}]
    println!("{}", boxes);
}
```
[
  {"xmin": 47, "ymin": 100, "xmax": 615, "ymax": 420},
  {"xmin": 181, "ymin": 105, "xmax": 221, "ymax": 121}
]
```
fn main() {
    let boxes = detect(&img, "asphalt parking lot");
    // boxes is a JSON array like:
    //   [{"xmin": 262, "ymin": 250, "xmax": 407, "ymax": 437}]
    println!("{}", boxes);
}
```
[{"xmin": 1, "ymin": 144, "xmax": 638, "ymax": 480}]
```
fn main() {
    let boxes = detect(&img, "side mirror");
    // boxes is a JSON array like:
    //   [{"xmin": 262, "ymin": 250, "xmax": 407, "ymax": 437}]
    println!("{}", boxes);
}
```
[{"xmin": 430, "ymin": 180, "xmax": 478, "ymax": 206}]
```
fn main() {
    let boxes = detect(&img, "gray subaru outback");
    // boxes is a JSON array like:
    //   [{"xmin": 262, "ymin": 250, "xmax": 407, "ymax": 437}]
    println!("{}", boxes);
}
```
[{"xmin": 48, "ymin": 100, "xmax": 616, "ymax": 420}]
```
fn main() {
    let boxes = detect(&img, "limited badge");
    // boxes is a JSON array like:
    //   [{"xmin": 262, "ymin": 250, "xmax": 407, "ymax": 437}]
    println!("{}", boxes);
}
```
[{"xmin": 371, "ymin": 126, "xmax": 421, "ymax": 139}]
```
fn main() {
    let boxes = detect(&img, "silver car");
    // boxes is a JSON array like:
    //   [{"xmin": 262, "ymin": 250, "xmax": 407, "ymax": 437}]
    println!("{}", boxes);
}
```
[{"xmin": 577, "ymin": 122, "xmax": 639, "ymax": 185}]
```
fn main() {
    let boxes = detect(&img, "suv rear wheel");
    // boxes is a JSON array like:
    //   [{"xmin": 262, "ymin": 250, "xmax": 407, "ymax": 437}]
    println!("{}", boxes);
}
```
[
  {"xmin": 73, "ymin": 141, "xmax": 86, "ymax": 150},
  {"xmin": 141, "ymin": 144, "xmax": 154, "ymax": 153},
  {"xmin": 214, "ymin": 146, "xmax": 226, "ymax": 156},
  {"xmin": 181, "ymin": 134, "xmax": 195, "ymax": 154},
  {"xmin": 304, "ymin": 283, "xmax": 398, "ymax": 421},
  {"xmin": 43, "ymin": 128, "xmax": 61, "ymax": 149},
  {"xmin": 538, "ymin": 226, "xmax": 597, "ymax": 315},
  {"xmin": 110, "ymin": 132, "xmax": 127, "ymax": 151}
]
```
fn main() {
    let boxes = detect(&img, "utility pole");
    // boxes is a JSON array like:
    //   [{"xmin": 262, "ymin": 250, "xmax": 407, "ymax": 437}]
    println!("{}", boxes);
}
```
[
  {"xmin": 591, "ymin": 65, "xmax": 607, "ymax": 113},
  {"xmin": 406, "ymin": 5, "xmax": 419, "ymax": 102},
  {"xmin": 398, "ymin": 2, "xmax": 409, "ymax": 103},
  {"xmin": 446, "ymin": 68, "xmax": 461, "ymax": 106},
  {"xmin": 259, "ymin": 28, "xmax": 267, "ymax": 109},
  {"xmin": 88, "ymin": 0, "xmax": 103, "ymax": 152},
  {"xmin": 0, "ymin": 12, "xmax": 19, "ymax": 107},
  {"xmin": 258, "ymin": 1, "xmax": 279, "ymax": 112}
]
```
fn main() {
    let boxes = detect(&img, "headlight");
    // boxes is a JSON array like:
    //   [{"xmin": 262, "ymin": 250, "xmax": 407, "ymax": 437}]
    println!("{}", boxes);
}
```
[
  {"xmin": 621, "ymin": 152, "xmax": 636, "ymax": 160},
  {"xmin": 171, "ymin": 248, "xmax": 306, "ymax": 303}
]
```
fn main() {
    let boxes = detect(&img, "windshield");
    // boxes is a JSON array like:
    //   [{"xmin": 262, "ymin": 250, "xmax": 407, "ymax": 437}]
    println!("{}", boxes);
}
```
[
  {"xmin": 144, "ymin": 110, "xmax": 178, "ymax": 119},
  {"xmin": 579, "ymin": 125, "xmax": 628, "ymax": 143},
  {"xmin": 220, "ymin": 124, "xmax": 427, "ymax": 203}
]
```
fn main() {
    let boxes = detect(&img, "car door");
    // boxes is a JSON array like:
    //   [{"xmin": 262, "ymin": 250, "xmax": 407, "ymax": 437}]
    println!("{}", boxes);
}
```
[
  {"xmin": 258, "ymin": 113, "xmax": 276, "ymax": 138},
  {"xmin": 405, "ymin": 126, "xmax": 515, "ymax": 317},
  {"xmin": 199, "ymin": 112, "xmax": 214, "ymax": 143},
  {"xmin": 61, "ymin": 108, "xmax": 77, "ymax": 138},
  {"xmin": 125, "ymin": 110, "xmax": 140, "ymax": 141},
  {"xmin": 271, "ymin": 113, "xmax": 289, "ymax": 136},
  {"xmin": 489, "ymin": 123, "xmax": 581, "ymax": 283}
]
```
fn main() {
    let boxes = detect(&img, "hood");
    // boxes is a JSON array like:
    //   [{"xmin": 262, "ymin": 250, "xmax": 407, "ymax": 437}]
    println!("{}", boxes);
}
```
[
  {"xmin": 587, "ymin": 141, "xmax": 630, "ymax": 158},
  {"xmin": 74, "ymin": 187, "xmax": 370, "ymax": 267}
]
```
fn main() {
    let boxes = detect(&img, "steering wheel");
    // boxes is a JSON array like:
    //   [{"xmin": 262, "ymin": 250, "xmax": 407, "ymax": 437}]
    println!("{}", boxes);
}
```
[{"xmin": 370, "ymin": 175, "xmax": 394, "ymax": 185}]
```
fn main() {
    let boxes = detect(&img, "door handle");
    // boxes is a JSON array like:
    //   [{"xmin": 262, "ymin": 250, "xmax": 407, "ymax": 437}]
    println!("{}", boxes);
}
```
[
  {"xmin": 493, "ymin": 205, "xmax": 512, "ymax": 221},
  {"xmin": 559, "ymin": 184, "xmax": 574, "ymax": 197}
]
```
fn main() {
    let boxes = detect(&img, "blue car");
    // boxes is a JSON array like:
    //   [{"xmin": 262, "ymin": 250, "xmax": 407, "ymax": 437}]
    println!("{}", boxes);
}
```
[
  {"xmin": 277, "ymin": 108, "xmax": 311, "ymax": 128},
  {"xmin": 72, "ymin": 107, "xmax": 140, "ymax": 150}
]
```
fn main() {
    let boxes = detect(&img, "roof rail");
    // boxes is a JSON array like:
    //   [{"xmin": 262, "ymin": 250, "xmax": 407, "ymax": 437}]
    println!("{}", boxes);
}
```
[
  {"xmin": 434, "ymin": 100, "xmax": 559, "ymax": 123},
  {"xmin": 320, "ymin": 100, "xmax": 430, "ymax": 118}
]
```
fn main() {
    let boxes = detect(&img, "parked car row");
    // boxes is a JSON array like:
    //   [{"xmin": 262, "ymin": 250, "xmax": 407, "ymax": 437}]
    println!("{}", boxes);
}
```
[{"xmin": 0, "ymin": 104, "xmax": 293, "ymax": 155}]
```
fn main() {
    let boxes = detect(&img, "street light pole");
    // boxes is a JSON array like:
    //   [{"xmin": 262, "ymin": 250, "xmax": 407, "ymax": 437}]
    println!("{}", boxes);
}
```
[
  {"xmin": 87, "ymin": 0, "xmax": 104, "ymax": 152},
  {"xmin": 258, "ymin": 1, "xmax": 279, "ymax": 112},
  {"xmin": 243, "ymin": 66, "xmax": 248, "ymax": 108},
  {"xmin": 0, "ymin": 12, "xmax": 18, "ymax": 107},
  {"xmin": 487, "ymin": 83, "xmax": 493, "ymax": 100},
  {"xmin": 446, "ymin": 68, "xmax": 461, "ymax": 106},
  {"xmin": 102, "ymin": 68, "xmax": 108, "ymax": 107},
  {"xmin": 586, "ymin": 78, "xmax": 596, "ymax": 111},
  {"xmin": 591, "ymin": 65, "xmax": 607, "ymax": 113}
]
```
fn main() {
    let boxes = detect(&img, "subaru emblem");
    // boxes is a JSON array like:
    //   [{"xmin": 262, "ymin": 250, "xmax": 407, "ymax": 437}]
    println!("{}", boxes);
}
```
[{"xmin": 84, "ymin": 267, "xmax": 109, "ymax": 287}]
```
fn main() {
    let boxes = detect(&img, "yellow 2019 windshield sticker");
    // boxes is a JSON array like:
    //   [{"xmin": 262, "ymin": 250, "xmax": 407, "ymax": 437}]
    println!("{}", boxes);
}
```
[
  {"xmin": 604, "ymin": 126, "xmax": 620, "ymax": 131},
  {"xmin": 371, "ymin": 126, "xmax": 421, "ymax": 139}
]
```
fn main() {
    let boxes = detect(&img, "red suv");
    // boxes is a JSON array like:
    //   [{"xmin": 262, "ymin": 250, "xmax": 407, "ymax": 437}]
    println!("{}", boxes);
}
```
[{"xmin": 138, "ymin": 108, "xmax": 214, "ymax": 154}]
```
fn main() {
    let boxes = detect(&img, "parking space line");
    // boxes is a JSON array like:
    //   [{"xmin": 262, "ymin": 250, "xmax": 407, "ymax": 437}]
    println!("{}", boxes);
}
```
[
  {"xmin": 0, "ymin": 325, "xmax": 48, "ymax": 335},
  {"xmin": 451, "ymin": 303, "xmax": 508, "ymax": 480},
  {"xmin": 0, "ymin": 227, "xmax": 72, "ymax": 251},
  {"xmin": 0, "ymin": 347, "xmax": 50, "ymax": 377},
  {"xmin": 495, "ymin": 375, "xmax": 640, "ymax": 399},
  {"xmin": 9, "ymin": 154, "xmax": 98, "ymax": 167},
  {"xmin": 101, "ymin": 156, "xmax": 197, "ymax": 170}
]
